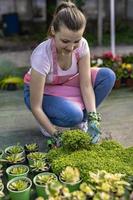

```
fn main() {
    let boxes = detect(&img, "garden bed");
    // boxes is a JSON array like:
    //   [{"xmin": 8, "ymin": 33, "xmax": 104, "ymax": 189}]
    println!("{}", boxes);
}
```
[{"xmin": 0, "ymin": 130, "xmax": 133, "ymax": 199}]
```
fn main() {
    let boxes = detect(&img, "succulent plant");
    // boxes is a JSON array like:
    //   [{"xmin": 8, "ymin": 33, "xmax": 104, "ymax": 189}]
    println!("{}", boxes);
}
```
[
  {"xmin": 35, "ymin": 173, "xmax": 57, "ymax": 186},
  {"xmin": 0, "ymin": 165, "xmax": 3, "ymax": 177},
  {"xmin": 2, "ymin": 154, "xmax": 25, "ymax": 164},
  {"xmin": 60, "ymin": 166, "xmax": 80, "ymax": 183},
  {"xmin": 27, "ymin": 152, "xmax": 46, "ymax": 161},
  {"xmin": 30, "ymin": 160, "xmax": 49, "ymax": 172},
  {"xmin": 8, "ymin": 179, "xmax": 29, "ymax": 191},
  {"xmin": 0, "ymin": 179, "xmax": 4, "ymax": 198},
  {"xmin": 5, "ymin": 144, "xmax": 24, "ymax": 155},
  {"xmin": 9, "ymin": 165, "xmax": 28, "ymax": 175},
  {"xmin": 25, "ymin": 143, "xmax": 39, "ymax": 152}
]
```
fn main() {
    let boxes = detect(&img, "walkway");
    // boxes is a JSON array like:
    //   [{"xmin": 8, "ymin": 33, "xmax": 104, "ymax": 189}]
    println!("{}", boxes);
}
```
[{"xmin": 0, "ymin": 87, "xmax": 133, "ymax": 150}]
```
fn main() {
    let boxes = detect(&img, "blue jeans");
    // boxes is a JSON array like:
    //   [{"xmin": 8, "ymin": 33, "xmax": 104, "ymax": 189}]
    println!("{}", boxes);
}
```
[{"xmin": 24, "ymin": 68, "xmax": 116, "ymax": 127}]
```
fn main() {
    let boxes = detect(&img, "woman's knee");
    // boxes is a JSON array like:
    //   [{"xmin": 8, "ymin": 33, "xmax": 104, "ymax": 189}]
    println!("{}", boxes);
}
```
[{"xmin": 100, "ymin": 68, "xmax": 116, "ymax": 83}]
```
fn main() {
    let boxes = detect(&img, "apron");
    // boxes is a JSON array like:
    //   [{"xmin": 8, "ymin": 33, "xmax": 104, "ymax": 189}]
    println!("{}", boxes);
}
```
[{"xmin": 44, "ymin": 38, "xmax": 100, "ymax": 109}]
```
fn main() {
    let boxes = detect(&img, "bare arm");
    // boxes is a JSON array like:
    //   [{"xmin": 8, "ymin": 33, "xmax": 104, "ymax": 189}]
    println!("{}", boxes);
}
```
[
  {"xmin": 30, "ymin": 68, "xmax": 57, "ymax": 135},
  {"xmin": 78, "ymin": 52, "xmax": 96, "ymax": 112}
]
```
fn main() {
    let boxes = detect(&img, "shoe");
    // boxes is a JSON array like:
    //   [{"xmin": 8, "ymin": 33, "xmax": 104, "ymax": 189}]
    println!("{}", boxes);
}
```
[
  {"xmin": 76, "ymin": 121, "xmax": 88, "ymax": 132},
  {"xmin": 38, "ymin": 124, "xmax": 51, "ymax": 137}
]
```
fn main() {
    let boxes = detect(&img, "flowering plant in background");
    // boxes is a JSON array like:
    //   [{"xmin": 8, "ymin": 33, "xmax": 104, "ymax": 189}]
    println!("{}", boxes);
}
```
[{"xmin": 121, "ymin": 63, "xmax": 133, "ymax": 79}]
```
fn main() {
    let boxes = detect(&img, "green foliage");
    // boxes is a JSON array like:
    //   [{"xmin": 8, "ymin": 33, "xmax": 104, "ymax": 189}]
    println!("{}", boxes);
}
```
[
  {"xmin": 0, "ymin": 76, "xmax": 24, "ymax": 90},
  {"xmin": 99, "ymin": 139, "xmax": 124, "ymax": 150},
  {"xmin": 0, "ymin": 178, "xmax": 4, "ymax": 198},
  {"xmin": 47, "ymin": 130, "xmax": 133, "ymax": 183},
  {"xmin": 62, "ymin": 129, "xmax": 91, "ymax": 151}
]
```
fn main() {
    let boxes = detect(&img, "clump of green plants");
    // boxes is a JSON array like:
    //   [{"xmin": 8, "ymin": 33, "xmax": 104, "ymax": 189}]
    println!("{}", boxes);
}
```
[
  {"xmin": 0, "ymin": 76, "xmax": 24, "ymax": 90},
  {"xmin": 47, "ymin": 130, "xmax": 133, "ymax": 183},
  {"xmin": 62, "ymin": 129, "xmax": 91, "ymax": 151}
]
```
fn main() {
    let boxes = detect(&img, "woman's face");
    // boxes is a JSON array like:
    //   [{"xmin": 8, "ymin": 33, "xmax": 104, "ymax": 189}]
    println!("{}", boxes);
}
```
[{"xmin": 53, "ymin": 25, "xmax": 85, "ymax": 54}]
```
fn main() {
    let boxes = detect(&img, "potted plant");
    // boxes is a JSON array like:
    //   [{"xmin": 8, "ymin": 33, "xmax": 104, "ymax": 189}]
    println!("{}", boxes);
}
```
[
  {"xmin": 0, "ymin": 150, "xmax": 3, "ymax": 159},
  {"xmin": 0, "ymin": 165, "xmax": 3, "ymax": 178},
  {"xmin": 0, "ymin": 76, "xmax": 23, "ymax": 91},
  {"xmin": 0, "ymin": 179, "xmax": 4, "ymax": 200},
  {"xmin": 1, "ymin": 154, "xmax": 25, "ymax": 166},
  {"xmin": 6, "ymin": 164, "xmax": 29, "ymax": 180},
  {"xmin": 33, "ymin": 172, "xmax": 58, "ymax": 198},
  {"xmin": 7, "ymin": 176, "xmax": 32, "ymax": 200},
  {"xmin": 30, "ymin": 160, "xmax": 50, "ymax": 174},
  {"xmin": 24, "ymin": 143, "xmax": 39, "ymax": 155},
  {"xmin": 59, "ymin": 166, "xmax": 82, "ymax": 192},
  {"xmin": 4, "ymin": 144, "xmax": 24, "ymax": 156},
  {"xmin": 27, "ymin": 152, "xmax": 47, "ymax": 165}
]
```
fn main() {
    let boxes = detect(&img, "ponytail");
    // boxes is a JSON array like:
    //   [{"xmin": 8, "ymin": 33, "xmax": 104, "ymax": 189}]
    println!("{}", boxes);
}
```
[{"xmin": 48, "ymin": 0, "xmax": 86, "ymax": 37}]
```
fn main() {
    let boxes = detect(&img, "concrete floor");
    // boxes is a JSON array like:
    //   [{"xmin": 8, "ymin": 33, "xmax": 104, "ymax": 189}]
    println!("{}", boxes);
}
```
[{"xmin": 0, "ymin": 87, "xmax": 133, "ymax": 150}]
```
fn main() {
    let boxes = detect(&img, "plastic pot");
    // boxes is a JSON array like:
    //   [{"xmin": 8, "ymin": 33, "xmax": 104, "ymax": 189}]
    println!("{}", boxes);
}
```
[
  {"xmin": 59, "ymin": 176, "xmax": 82, "ymax": 192},
  {"xmin": 6, "ymin": 164, "xmax": 29, "ymax": 180}
]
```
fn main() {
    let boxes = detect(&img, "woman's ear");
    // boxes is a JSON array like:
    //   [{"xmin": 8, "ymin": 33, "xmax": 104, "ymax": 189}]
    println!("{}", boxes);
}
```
[{"xmin": 51, "ymin": 26, "xmax": 55, "ymax": 36}]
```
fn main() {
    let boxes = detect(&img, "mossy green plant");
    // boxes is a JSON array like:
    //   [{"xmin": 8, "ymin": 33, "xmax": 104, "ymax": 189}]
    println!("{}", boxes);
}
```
[
  {"xmin": 62, "ymin": 129, "xmax": 91, "ymax": 151},
  {"xmin": 47, "ymin": 130, "xmax": 133, "ymax": 183}
]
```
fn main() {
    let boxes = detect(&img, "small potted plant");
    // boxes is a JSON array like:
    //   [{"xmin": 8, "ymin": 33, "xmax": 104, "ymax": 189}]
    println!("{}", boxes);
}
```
[
  {"xmin": 6, "ymin": 164, "xmax": 29, "ymax": 180},
  {"xmin": 7, "ymin": 176, "xmax": 32, "ymax": 200},
  {"xmin": 0, "ymin": 150, "xmax": 3, "ymax": 159},
  {"xmin": 27, "ymin": 152, "xmax": 47, "ymax": 165},
  {"xmin": 24, "ymin": 143, "xmax": 39, "ymax": 155},
  {"xmin": 4, "ymin": 144, "xmax": 24, "ymax": 156},
  {"xmin": 0, "ymin": 76, "xmax": 23, "ymax": 91},
  {"xmin": 33, "ymin": 172, "xmax": 58, "ymax": 198},
  {"xmin": 30, "ymin": 160, "xmax": 50, "ymax": 174},
  {"xmin": 0, "ymin": 165, "xmax": 3, "ymax": 178},
  {"xmin": 0, "ymin": 179, "xmax": 4, "ymax": 200},
  {"xmin": 59, "ymin": 166, "xmax": 82, "ymax": 192},
  {"xmin": 1, "ymin": 154, "xmax": 25, "ymax": 166}
]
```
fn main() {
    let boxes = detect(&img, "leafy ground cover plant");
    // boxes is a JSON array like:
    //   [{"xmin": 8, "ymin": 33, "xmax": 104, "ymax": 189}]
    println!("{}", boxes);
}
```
[
  {"xmin": 61, "ymin": 129, "xmax": 91, "ymax": 151},
  {"xmin": 47, "ymin": 130, "xmax": 133, "ymax": 184}
]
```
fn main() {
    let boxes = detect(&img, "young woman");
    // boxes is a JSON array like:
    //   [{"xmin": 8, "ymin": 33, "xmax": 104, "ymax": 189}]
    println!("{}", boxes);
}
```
[{"xmin": 24, "ymin": 1, "xmax": 116, "ymax": 146}]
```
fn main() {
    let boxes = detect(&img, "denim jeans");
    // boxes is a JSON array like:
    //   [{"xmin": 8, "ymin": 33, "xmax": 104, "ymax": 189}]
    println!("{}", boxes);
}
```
[{"xmin": 24, "ymin": 68, "xmax": 116, "ymax": 127}]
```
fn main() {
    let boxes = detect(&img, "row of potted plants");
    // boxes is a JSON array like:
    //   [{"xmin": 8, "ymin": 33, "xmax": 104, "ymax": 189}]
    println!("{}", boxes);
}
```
[
  {"xmin": 0, "ymin": 130, "xmax": 133, "ymax": 199},
  {"xmin": 1, "ymin": 163, "xmax": 132, "ymax": 200},
  {"xmin": 91, "ymin": 52, "xmax": 133, "ymax": 88}
]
